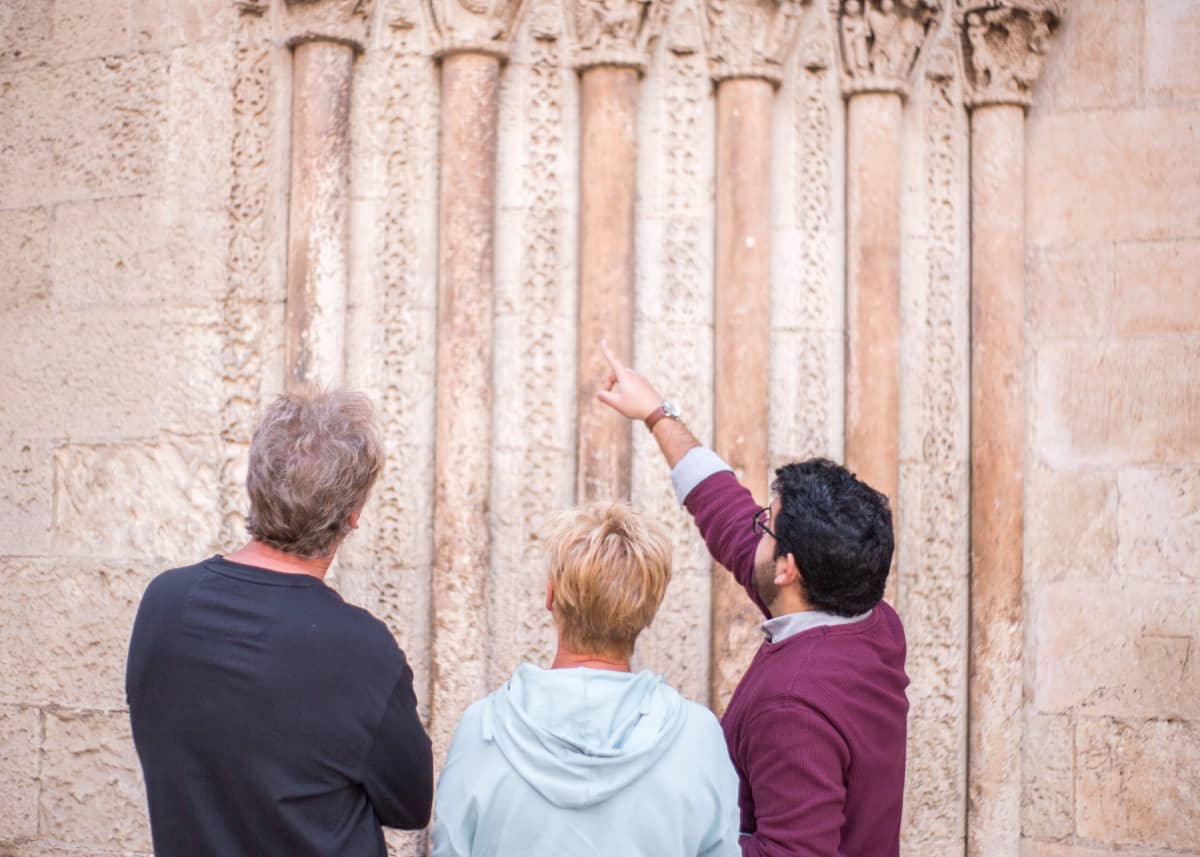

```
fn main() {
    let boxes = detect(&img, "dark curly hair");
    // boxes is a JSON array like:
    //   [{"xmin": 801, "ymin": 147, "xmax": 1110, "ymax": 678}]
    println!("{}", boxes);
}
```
[{"xmin": 770, "ymin": 458, "xmax": 893, "ymax": 617}]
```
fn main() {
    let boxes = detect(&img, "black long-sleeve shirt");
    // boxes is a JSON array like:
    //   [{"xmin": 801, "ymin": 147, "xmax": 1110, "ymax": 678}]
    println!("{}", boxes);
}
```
[{"xmin": 126, "ymin": 556, "xmax": 433, "ymax": 856}]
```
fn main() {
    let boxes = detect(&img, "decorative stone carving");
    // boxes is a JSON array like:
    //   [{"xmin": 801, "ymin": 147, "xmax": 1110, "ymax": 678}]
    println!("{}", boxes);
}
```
[
  {"xmin": 832, "ymin": 0, "xmax": 941, "ymax": 95},
  {"xmin": 284, "ymin": 0, "xmax": 374, "ymax": 49},
  {"xmin": 704, "ymin": 0, "xmax": 806, "ymax": 84},
  {"xmin": 570, "ymin": 0, "xmax": 671, "ymax": 70},
  {"xmin": 955, "ymin": 0, "xmax": 1064, "ymax": 107},
  {"xmin": 429, "ymin": 0, "xmax": 525, "ymax": 57}
]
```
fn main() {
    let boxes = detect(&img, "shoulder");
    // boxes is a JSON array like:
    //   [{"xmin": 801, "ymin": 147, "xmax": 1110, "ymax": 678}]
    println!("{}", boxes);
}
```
[
  {"xmin": 138, "ymin": 560, "xmax": 208, "ymax": 606},
  {"xmin": 306, "ymin": 594, "xmax": 409, "ymax": 673}
]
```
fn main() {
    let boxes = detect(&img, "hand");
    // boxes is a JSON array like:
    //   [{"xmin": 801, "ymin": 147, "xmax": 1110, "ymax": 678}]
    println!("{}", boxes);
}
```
[{"xmin": 595, "ymin": 339, "xmax": 662, "ymax": 422}]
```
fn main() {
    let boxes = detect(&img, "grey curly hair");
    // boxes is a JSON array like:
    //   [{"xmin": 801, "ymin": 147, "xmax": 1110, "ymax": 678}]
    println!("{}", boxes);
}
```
[{"xmin": 245, "ymin": 389, "xmax": 384, "ymax": 558}]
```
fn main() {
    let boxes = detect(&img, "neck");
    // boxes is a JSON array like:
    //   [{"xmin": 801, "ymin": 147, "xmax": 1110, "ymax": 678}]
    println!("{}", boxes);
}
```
[
  {"xmin": 767, "ymin": 586, "xmax": 811, "ymax": 619},
  {"xmin": 224, "ymin": 539, "xmax": 336, "ymax": 580},
  {"xmin": 551, "ymin": 645, "xmax": 631, "ymax": 673}
]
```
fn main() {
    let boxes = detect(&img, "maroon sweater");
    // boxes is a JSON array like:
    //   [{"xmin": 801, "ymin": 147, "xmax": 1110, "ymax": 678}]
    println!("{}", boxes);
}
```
[{"xmin": 685, "ymin": 470, "xmax": 909, "ymax": 857}]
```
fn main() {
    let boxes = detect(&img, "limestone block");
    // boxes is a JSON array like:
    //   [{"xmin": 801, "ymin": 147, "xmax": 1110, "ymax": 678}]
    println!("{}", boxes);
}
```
[
  {"xmin": 0, "ymin": 436, "xmax": 53, "ymax": 556},
  {"xmin": 1145, "ymin": 0, "xmax": 1200, "ymax": 100},
  {"xmin": 1026, "ymin": 107, "xmax": 1200, "ymax": 244},
  {"xmin": 1026, "ymin": 466, "xmax": 1117, "ymax": 584},
  {"xmin": 162, "ymin": 0, "xmax": 239, "ymax": 46},
  {"xmin": 1021, "ymin": 713, "xmax": 1074, "ymax": 842},
  {"xmin": 1118, "ymin": 467, "xmax": 1200, "ymax": 582},
  {"xmin": 0, "ymin": 844, "xmax": 152, "ymax": 857},
  {"xmin": 0, "ymin": 0, "xmax": 52, "ymax": 67},
  {"xmin": 56, "ymin": 53, "xmax": 169, "ymax": 203},
  {"xmin": 1026, "ymin": 242, "xmax": 1113, "ymax": 339},
  {"xmin": 0, "ymin": 64, "xmax": 60, "ymax": 209},
  {"xmin": 1035, "ymin": 0, "xmax": 1141, "ymax": 110},
  {"xmin": 52, "ymin": 196, "xmax": 226, "ymax": 308},
  {"xmin": 1034, "ymin": 339, "xmax": 1200, "ymax": 467},
  {"xmin": 1113, "ymin": 239, "xmax": 1200, "ymax": 335},
  {"xmin": 39, "ymin": 708, "xmax": 151, "ymax": 851},
  {"xmin": 1033, "ymin": 580, "xmax": 1200, "ymax": 719},
  {"xmin": 54, "ymin": 436, "xmax": 222, "ymax": 562},
  {"xmin": 51, "ymin": 0, "xmax": 138, "ymax": 62},
  {"xmin": 0, "ymin": 558, "xmax": 152, "ymax": 708},
  {"xmin": 164, "ymin": 43, "xmax": 235, "ymax": 207},
  {"xmin": 157, "ymin": 306, "xmax": 227, "ymax": 436},
  {"xmin": 0, "ymin": 207, "xmax": 50, "ymax": 314},
  {"xmin": 0, "ymin": 306, "xmax": 161, "ymax": 440},
  {"xmin": 0, "ymin": 706, "xmax": 39, "ymax": 840},
  {"xmin": 1075, "ymin": 716, "xmax": 1200, "ymax": 849},
  {"xmin": 901, "ymin": 715, "xmax": 965, "ymax": 851}
]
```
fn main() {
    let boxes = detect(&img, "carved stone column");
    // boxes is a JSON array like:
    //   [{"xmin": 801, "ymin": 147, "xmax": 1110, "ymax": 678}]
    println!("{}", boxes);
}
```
[
  {"xmin": 283, "ymin": 1, "xmax": 371, "ymax": 389},
  {"xmin": 427, "ymin": 0, "xmax": 523, "ymax": 762},
  {"xmin": 572, "ymin": 0, "xmax": 668, "ymax": 502},
  {"xmin": 958, "ymin": 3, "xmax": 1063, "ymax": 854},
  {"xmin": 705, "ymin": 0, "xmax": 803, "ymax": 713},
  {"xmin": 832, "ymin": 0, "xmax": 939, "ymax": 602}
]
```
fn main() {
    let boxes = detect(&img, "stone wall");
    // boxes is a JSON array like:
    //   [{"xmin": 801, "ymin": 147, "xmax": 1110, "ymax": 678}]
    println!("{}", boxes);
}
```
[
  {"xmin": 0, "ymin": 1, "xmax": 1196, "ymax": 856},
  {"xmin": 1022, "ymin": 1, "xmax": 1200, "ymax": 854}
]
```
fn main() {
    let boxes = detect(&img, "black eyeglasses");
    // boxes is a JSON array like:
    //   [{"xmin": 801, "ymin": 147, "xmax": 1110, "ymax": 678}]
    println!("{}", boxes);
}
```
[{"xmin": 751, "ymin": 505, "xmax": 777, "ymax": 540}]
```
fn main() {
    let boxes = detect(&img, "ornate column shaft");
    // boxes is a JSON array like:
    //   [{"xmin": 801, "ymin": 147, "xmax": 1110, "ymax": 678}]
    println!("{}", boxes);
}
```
[
  {"xmin": 283, "ymin": 1, "xmax": 371, "ymax": 389},
  {"xmin": 706, "ymin": 0, "xmax": 803, "ymax": 713},
  {"xmin": 428, "ymin": 0, "xmax": 522, "ymax": 762},
  {"xmin": 572, "ymin": 0, "xmax": 668, "ymax": 502},
  {"xmin": 833, "ymin": 0, "xmax": 939, "ymax": 603},
  {"xmin": 959, "ymin": 3, "xmax": 1063, "ymax": 854}
]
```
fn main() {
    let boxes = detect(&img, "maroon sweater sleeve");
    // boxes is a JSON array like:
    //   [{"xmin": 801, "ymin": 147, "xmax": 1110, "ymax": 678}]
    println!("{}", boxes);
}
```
[
  {"xmin": 683, "ymin": 470, "xmax": 770, "ymax": 618},
  {"xmin": 738, "ymin": 701, "xmax": 849, "ymax": 857}
]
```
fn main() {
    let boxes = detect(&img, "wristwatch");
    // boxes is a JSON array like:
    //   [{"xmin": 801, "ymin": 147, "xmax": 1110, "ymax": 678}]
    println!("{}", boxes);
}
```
[{"xmin": 644, "ymin": 400, "xmax": 682, "ymax": 432}]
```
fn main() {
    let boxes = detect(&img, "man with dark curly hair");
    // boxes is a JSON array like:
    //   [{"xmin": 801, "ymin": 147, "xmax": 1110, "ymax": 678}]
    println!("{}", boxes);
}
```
[{"xmin": 596, "ymin": 342, "xmax": 909, "ymax": 857}]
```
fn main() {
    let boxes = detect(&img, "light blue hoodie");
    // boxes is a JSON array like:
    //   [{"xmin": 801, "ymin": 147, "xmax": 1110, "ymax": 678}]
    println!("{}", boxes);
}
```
[{"xmin": 431, "ymin": 664, "xmax": 740, "ymax": 857}]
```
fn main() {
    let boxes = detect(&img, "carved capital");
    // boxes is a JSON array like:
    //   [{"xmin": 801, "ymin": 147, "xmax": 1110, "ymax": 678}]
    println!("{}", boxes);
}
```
[
  {"xmin": 284, "ymin": 0, "xmax": 373, "ymax": 49},
  {"xmin": 831, "ymin": 0, "xmax": 941, "ymax": 96},
  {"xmin": 955, "ymin": 1, "xmax": 1064, "ymax": 108},
  {"xmin": 429, "ymin": 0, "xmax": 525, "ymax": 58},
  {"xmin": 704, "ymin": 0, "xmax": 808, "ymax": 85},
  {"xmin": 569, "ymin": 0, "xmax": 672, "ymax": 72}
]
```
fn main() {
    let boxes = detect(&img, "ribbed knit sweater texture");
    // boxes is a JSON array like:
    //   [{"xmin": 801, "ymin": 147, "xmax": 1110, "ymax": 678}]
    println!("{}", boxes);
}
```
[{"xmin": 685, "ymin": 471, "xmax": 910, "ymax": 857}]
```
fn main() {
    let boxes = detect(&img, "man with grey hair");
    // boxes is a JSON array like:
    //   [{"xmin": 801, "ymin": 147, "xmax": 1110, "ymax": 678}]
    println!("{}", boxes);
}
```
[{"xmin": 126, "ymin": 389, "xmax": 432, "ymax": 856}]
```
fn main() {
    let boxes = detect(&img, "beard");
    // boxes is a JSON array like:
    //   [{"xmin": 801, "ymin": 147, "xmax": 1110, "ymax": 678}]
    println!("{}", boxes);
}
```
[{"xmin": 752, "ymin": 555, "xmax": 780, "ymax": 610}]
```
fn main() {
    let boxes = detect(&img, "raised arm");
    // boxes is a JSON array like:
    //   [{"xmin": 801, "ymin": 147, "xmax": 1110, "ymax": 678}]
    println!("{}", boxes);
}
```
[{"xmin": 594, "ymin": 341, "xmax": 769, "ymax": 618}]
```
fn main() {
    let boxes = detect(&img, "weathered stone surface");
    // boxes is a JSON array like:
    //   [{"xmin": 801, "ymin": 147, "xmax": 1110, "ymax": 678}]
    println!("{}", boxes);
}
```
[
  {"xmin": 1112, "ymin": 239, "xmax": 1200, "ymax": 335},
  {"xmin": 1036, "ymin": 0, "xmax": 1141, "ymax": 110},
  {"xmin": 0, "ymin": 207, "xmax": 50, "ymax": 314},
  {"xmin": 54, "ymin": 436, "xmax": 222, "ymax": 562},
  {"xmin": 0, "ymin": 436, "xmax": 54, "ymax": 556},
  {"xmin": 1034, "ymin": 339, "xmax": 1200, "ymax": 467},
  {"xmin": 1144, "ymin": 0, "xmax": 1200, "ymax": 100},
  {"xmin": 0, "ymin": 306, "xmax": 161, "ymax": 440},
  {"xmin": 1117, "ymin": 467, "xmax": 1200, "ymax": 582},
  {"xmin": 0, "ymin": 558, "xmax": 153, "ymax": 709},
  {"xmin": 1021, "ymin": 713, "xmax": 1074, "ymax": 842},
  {"xmin": 1021, "ymin": 843, "xmax": 1183, "ymax": 857},
  {"xmin": 0, "ymin": 705, "xmax": 39, "ymax": 840},
  {"xmin": 1075, "ymin": 716, "xmax": 1200, "ymax": 849},
  {"xmin": 1026, "ymin": 107, "xmax": 1200, "ymax": 243},
  {"xmin": 0, "ymin": 54, "xmax": 167, "ymax": 209},
  {"xmin": 39, "ymin": 709, "xmax": 151, "ymax": 851},
  {"xmin": 157, "ymin": 306, "xmax": 228, "ymax": 436},
  {"xmin": 901, "ymin": 715, "xmax": 966, "ymax": 852},
  {"xmin": 1033, "ymin": 580, "xmax": 1200, "ymax": 719},
  {"xmin": 52, "ymin": 0, "xmax": 140, "ymax": 62},
  {"xmin": 52, "ymin": 196, "xmax": 226, "ymax": 308},
  {"xmin": 0, "ymin": 0, "xmax": 52, "ymax": 67},
  {"xmin": 1026, "ymin": 242, "xmax": 1113, "ymax": 339},
  {"xmin": 1026, "ymin": 465, "xmax": 1117, "ymax": 583}
]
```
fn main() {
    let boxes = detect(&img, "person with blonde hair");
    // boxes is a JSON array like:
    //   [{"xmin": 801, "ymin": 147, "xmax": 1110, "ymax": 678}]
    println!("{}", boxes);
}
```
[
  {"xmin": 126, "ymin": 389, "xmax": 433, "ymax": 856},
  {"xmin": 431, "ymin": 503, "xmax": 739, "ymax": 857}
]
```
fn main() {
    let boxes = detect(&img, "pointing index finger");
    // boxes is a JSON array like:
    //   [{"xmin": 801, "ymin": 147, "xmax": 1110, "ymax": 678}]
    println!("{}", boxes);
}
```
[{"xmin": 599, "ymin": 339, "xmax": 624, "ymax": 375}]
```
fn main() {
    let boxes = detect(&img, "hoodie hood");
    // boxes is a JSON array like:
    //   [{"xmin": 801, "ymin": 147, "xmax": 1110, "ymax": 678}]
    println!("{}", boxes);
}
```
[{"xmin": 481, "ymin": 663, "xmax": 688, "ymax": 809}]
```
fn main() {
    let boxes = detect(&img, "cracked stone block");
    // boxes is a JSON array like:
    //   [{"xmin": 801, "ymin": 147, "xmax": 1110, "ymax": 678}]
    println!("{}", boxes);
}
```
[{"xmin": 0, "ymin": 705, "xmax": 39, "ymax": 840}]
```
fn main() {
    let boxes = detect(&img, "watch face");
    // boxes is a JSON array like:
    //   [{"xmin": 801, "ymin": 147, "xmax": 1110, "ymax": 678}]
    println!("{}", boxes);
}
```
[{"xmin": 662, "ymin": 400, "xmax": 681, "ymax": 419}]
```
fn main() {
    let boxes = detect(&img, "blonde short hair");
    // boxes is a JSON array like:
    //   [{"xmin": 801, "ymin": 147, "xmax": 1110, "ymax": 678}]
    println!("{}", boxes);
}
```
[
  {"xmin": 546, "ymin": 503, "xmax": 673, "ymax": 659},
  {"xmin": 245, "ymin": 389, "xmax": 383, "ymax": 558}
]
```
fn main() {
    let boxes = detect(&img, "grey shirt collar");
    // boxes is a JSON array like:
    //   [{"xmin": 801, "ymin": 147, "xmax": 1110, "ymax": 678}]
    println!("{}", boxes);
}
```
[{"xmin": 761, "ymin": 608, "xmax": 873, "ymax": 643}]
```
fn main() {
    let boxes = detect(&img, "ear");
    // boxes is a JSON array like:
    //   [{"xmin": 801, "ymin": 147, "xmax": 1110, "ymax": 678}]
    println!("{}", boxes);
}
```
[
  {"xmin": 545, "ymin": 579, "xmax": 555, "ymax": 613},
  {"xmin": 348, "ymin": 510, "xmax": 361, "ymax": 530},
  {"xmin": 773, "ymin": 553, "xmax": 801, "ymax": 587}
]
